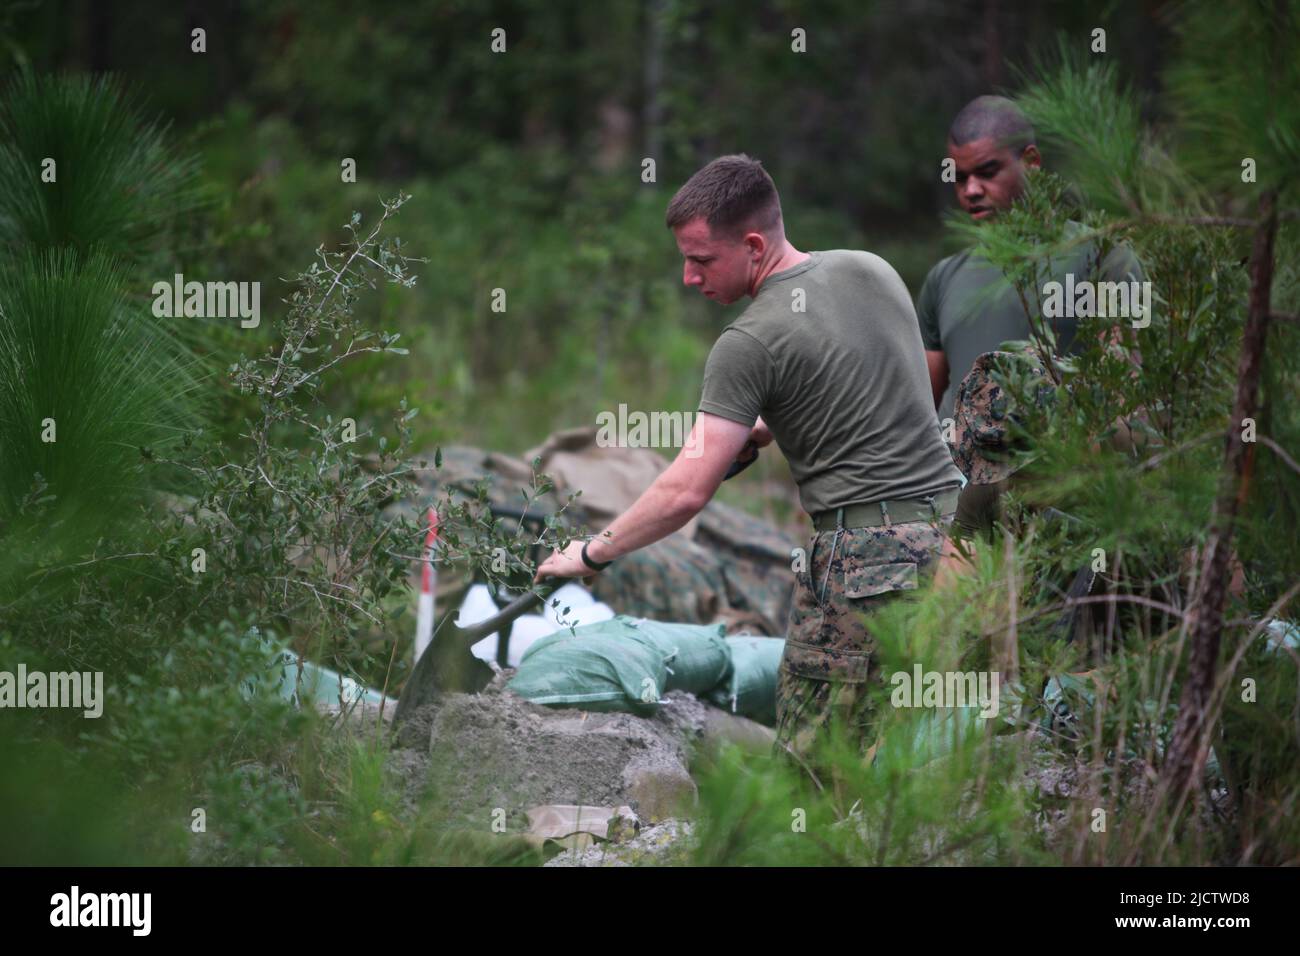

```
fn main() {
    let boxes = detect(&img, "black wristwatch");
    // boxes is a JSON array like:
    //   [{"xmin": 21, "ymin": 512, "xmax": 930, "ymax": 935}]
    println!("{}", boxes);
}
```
[{"xmin": 581, "ymin": 540, "xmax": 612, "ymax": 572}]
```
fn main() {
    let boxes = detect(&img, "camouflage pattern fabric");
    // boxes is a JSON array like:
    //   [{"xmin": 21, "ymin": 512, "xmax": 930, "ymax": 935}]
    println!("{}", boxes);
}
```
[
  {"xmin": 694, "ymin": 496, "xmax": 794, "ymax": 563},
  {"xmin": 586, "ymin": 484, "xmax": 796, "ymax": 635},
  {"xmin": 588, "ymin": 534, "xmax": 731, "ymax": 630},
  {"xmin": 773, "ymin": 518, "xmax": 949, "ymax": 789},
  {"xmin": 951, "ymin": 348, "xmax": 1055, "ymax": 485},
  {"xmin": 774, "ymin": 672, "xmax": 880, "ymax": 810},
  {"xmin": 694, "ymin": 499, "xmax": 797, "ymax": 636}
]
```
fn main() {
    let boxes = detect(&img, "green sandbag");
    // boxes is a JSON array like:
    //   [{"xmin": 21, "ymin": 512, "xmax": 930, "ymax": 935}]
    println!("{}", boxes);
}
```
[
  {"xmin": 707, "ymin": 636, "xmax": 785, "ymax": 725},
  {"xmin": 508, "ymin": 615, "xmax": 731, "ymax": 715}
]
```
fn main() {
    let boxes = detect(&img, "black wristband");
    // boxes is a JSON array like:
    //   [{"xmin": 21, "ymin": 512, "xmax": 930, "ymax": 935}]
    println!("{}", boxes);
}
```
[{"xmin": 581, "ymin": 540, "xmax": 612, "ymax": 571}]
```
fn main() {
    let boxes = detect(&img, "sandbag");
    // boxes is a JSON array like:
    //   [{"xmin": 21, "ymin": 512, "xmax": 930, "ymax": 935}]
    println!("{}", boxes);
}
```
[
  {"xmin": 508, "ymin": 616, "xmax": 731, "ymax": 715},
  {"xmin": 707, "ymin": 636, "xmax": 785, "ymax": 725}
]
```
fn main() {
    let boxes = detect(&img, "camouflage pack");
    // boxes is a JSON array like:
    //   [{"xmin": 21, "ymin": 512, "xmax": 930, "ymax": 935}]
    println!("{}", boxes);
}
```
[{"xmin": 952, "ymin": 346, "xmax": 1059, "ymax": 485}]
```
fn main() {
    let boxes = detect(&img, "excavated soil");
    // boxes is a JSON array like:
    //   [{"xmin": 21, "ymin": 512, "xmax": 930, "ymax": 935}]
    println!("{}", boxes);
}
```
[{"xmin": 386, "ymin": 669, "xmax": 722, "ymax": 831}]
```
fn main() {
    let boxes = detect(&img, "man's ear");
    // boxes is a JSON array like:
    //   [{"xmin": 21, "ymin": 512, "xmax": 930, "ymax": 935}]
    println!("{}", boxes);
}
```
[
  {"xmin": 1021, "ymin": 144, "xmax": 1042, "ymax": 170},
  {"xmin": 743, "ymin": 230, "xmax": 767, "ymax": 260}
]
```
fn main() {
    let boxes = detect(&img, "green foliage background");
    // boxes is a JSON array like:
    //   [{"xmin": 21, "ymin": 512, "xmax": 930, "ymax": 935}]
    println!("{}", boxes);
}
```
[
  {"xmin": 3, "ymin": 0, "xmax": 1176, "ymax": 457},
  {"xmin": 0, "ymin": 0, "xmax": 1296, "ymax": 866}
]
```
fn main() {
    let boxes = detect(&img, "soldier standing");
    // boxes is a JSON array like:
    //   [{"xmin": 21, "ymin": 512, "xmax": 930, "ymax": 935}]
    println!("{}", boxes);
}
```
[
  {"xmin": 918, "ymin": 95, "xmax": 1144, "ymax": 425},
  {"xmin": 537, "ymin": 154, "xmax": 962, "ymax": 799}
]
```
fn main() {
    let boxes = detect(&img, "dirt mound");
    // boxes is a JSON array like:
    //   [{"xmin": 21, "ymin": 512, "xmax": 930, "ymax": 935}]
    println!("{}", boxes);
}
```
[{"xmin": 390, "ymin": 670, "xmax": 719, "ymax": 829}]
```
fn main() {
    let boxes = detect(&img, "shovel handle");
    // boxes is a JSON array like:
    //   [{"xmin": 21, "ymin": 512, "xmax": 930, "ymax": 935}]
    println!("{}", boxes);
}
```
[
  {"xmin": 455, "ymin": 578, "xmax": 564, "ymax": 644},
  {"xmin": 724, "ymin": 440, "xmax": 759, "ymax": 480}
]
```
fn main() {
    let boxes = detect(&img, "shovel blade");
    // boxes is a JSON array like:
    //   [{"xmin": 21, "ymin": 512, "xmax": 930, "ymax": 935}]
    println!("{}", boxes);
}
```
[{"xmin": 394, "ymin": 580, "xmax": 562, "ymax": 723}]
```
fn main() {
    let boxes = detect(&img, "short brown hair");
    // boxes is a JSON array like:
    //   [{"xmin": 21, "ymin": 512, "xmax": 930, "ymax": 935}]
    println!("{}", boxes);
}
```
[{"xmin": 665, "ymin": 154, "xmax": 783, "ymax": 238}]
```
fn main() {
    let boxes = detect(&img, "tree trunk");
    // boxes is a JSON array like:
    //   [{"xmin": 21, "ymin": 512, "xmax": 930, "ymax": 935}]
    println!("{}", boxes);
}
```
[
  {"xmin": 1163, "ymin": 189, "xmax": 1278, "ymax": 798},
  {"xmin": 982, "ymin": 0, "xmax": 1002, "ymax": 89},
  {"xmin": 643, "ymin": 0, "xmax": 664, "ymax": 164}
]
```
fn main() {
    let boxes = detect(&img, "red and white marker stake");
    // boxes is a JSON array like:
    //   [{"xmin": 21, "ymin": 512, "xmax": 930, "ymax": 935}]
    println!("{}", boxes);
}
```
[{"xmin": 415, "ymin": 507, "xmax": 438, "ymax": 661}]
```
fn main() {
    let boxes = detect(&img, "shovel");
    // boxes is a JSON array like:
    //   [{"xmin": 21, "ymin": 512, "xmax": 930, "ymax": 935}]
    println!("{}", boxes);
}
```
[{"xmin": 393, "ymin": 577, "xmax": 562, "ymax": 723}]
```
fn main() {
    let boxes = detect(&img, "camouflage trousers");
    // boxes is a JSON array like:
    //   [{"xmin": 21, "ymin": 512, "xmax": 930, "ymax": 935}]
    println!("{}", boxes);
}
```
[{"xmin": 773, "ymin": 517, "xmax": 949, "ymax": 801}]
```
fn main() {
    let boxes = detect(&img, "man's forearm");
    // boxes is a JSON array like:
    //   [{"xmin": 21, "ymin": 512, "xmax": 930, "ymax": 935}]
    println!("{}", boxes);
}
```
[
  {"xmin": 537, "ymin": 411, "xmax": 750, "ymax": 578},
  {"xmin": 585, "ymin": 475, "xmax": 707, "ymax": 563}
]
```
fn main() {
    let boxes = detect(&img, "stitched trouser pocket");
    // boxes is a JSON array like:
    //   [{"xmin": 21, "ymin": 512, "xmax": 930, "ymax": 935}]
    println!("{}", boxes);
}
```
[{"xmin": 780, "ymin": 522, "xmax": 944, "ymax": 683}]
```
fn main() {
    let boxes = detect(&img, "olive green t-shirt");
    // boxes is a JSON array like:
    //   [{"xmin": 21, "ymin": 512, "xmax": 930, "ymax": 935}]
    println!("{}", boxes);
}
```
[
  {"xmin": 698, "ymin": 249, "xmax": 963, "ymax": 516},
  {"xmin": 917, "ymin": 228, "xmax": 1144, "ymax": 421}
]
